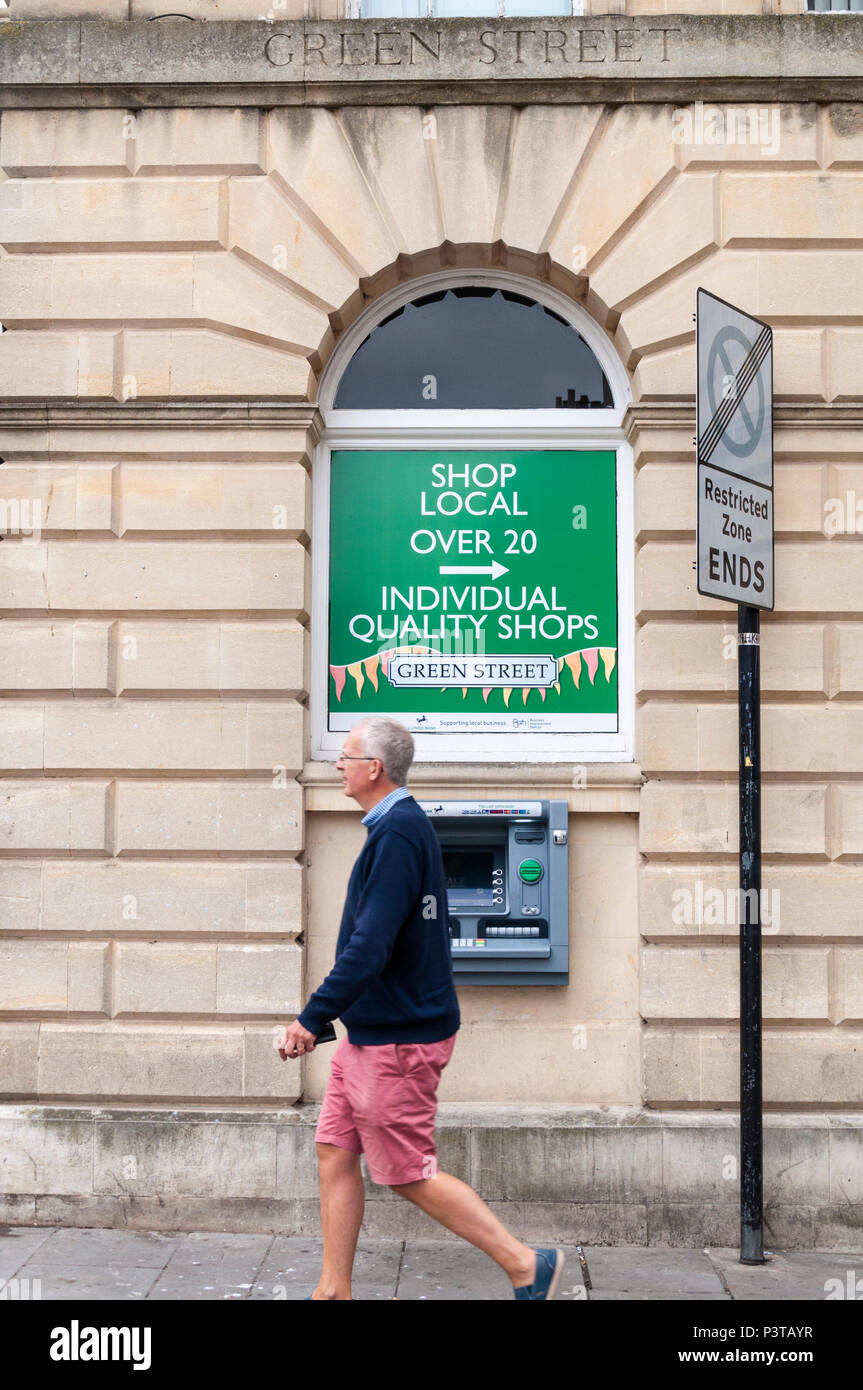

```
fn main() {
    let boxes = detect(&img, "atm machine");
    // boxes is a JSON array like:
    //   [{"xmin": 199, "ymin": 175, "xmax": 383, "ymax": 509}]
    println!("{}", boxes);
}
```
[{"xmin": 418, "ymin": 800, "xmax": 569, "ymax": 986}]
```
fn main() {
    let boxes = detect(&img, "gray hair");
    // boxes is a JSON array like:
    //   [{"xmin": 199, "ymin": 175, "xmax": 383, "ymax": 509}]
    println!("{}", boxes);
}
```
[{"xmin": 356, "ymin": 717, "xmax": 415, "ymax": 785}]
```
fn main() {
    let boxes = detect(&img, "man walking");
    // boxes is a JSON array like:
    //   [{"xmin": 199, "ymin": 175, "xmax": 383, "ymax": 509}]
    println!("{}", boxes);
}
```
[{"xmin": 277, "ymin": 715, "xmax": 564, "ymax": 1301}]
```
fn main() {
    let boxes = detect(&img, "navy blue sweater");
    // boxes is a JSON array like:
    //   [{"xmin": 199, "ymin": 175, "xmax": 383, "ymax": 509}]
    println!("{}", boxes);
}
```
[{"xmin": 297, "ymin": 796, "xmax": 461, "ymax": 1045}]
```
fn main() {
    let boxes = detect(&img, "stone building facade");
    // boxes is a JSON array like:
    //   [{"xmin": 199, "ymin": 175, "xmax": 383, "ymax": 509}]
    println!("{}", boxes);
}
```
[{"xmin": 0, "ymin": 6, "xmax": 862, "ymax": 1246}]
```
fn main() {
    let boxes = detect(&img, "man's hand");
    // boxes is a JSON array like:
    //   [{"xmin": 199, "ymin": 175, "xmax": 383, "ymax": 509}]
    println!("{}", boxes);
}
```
[{"xmin": 277, "ymin": 1020, "xmax": 318, "ymax": 1061}]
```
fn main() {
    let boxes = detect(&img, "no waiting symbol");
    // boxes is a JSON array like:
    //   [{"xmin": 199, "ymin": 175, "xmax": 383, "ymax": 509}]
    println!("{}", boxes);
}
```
[{"xmin": 702, "ymin": 324, "xmax": 769, "ymax": 461}]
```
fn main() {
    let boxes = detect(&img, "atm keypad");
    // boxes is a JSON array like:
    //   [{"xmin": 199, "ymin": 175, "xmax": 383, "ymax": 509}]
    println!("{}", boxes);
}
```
[
  {"xmin": 449, "ymin": 919, "xmax": 548, "ymax": 942},
  {"xmin": 485, "ymin": 926, "xmax": 540, "ymax": 937}
]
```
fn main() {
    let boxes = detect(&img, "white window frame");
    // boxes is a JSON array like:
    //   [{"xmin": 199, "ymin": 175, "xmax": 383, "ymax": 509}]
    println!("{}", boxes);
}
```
[{"xmin": 311, "ymin": 268, "xmax": 634, "ymax": 765}]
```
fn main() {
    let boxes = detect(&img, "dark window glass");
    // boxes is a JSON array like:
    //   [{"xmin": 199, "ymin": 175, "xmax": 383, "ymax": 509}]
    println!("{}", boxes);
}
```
[{"xmin": 334, "ymin": 287, "xmax": 614, "ymax": 409}]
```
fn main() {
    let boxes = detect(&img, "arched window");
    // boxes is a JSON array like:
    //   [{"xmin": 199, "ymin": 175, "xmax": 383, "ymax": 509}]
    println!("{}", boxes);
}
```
[
  {"xmin": 334, "ymin": 287, "xmax": 613, "ymax": 410},
  {"xmin": 312, "ymin": 271, "xmax": 633, "ymax": 764}
]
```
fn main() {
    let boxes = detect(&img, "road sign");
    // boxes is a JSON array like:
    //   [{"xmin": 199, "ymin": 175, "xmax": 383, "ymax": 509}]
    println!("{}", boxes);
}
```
[
  {"xmin": 697, "ymin": 288, "xmax": 773, "ymax": 488},
  {"xmin": 696, "ymin": 289, "xmax": 774, "ymax": 611},
  {"xmin": 697, "ymin": 463, "xmax": 774, "ymax": 609}
]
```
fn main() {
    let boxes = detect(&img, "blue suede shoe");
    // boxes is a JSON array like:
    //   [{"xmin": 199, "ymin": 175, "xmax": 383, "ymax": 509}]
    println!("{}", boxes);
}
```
[{"xmin": 513, "ymin": 1247, "xmax": 565, "ymax": 1300}]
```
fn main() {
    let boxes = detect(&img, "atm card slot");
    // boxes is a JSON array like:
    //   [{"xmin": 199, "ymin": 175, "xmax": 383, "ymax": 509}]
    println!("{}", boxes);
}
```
[{"xmin": 451, "ymin": 944, "xmax": 551, "ymax": 958}]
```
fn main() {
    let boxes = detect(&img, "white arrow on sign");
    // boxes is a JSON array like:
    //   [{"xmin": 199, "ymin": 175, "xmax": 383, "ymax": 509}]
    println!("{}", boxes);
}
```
[{"xmin": 439, "ymin": 561, "xmax": 509, "ymax": 579}]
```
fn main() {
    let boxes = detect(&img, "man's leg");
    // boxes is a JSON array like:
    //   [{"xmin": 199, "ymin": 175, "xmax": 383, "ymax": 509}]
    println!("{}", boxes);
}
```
[
  {"xmin": 390, "ymin": 1171, "xmax": 536, "ymax": 1288},
  {"xmin": 311, "ymin": 1142, "xmax": 365, "ymax": 1301}
]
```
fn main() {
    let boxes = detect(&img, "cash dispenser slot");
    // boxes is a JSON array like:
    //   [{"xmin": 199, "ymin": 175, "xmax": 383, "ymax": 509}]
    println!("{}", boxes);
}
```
[
  {"xmin": 448, "ymin": 918, "xmax": 551, "ymax": 959},
  {"xmin": 419, "ymin": 800, "xmax": 569, "ymax": 986}
]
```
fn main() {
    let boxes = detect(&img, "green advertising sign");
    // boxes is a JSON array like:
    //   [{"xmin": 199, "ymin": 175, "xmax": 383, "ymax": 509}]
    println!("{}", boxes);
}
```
[{"xmin": 328, "ymin": 450, "xmax": 618, "ymax": 736}]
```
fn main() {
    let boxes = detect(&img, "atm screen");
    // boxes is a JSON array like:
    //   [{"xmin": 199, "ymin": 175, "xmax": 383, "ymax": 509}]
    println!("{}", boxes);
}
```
[{"xmin": 444, "ymin": 850, "xmax": 493, "ymax": 897}]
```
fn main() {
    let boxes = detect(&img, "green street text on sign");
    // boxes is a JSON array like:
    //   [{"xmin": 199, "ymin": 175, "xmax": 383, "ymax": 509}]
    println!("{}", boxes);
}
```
[{"xmin": 328, "ymin": 450, "xmax": 619, "ymax": 736}]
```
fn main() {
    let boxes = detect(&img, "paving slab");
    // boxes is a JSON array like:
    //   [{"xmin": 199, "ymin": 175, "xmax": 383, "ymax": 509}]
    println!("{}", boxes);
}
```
[
  {"xmin": 581, "ymin": 1247, "xmax": 728, "ymax": 1301},
  {"xmin": 707, "ymin": 1248, "xmax": 863, "ymax": 1302},
  {"xmin": 150, "ymin": 1231, "xmax": 274, "ymax": 1301},
  {"xmin": 397, "ymin": 1238, "xmax": 509, "ymax": 1301},
  {"xmin": 0, "ymin": 1225, "xmax": 55, "ymax": 1280},
  {"xmin": 8, "ymin": 1263, "xmax": 163, "ymax": 1301},
  {"xmin": 6, "ymin": 1226, "xmax": 179, "ymax": 1300},
  {"xmin": 250, "ymin": 1236, "xmax": 403, "ymax": 1301},
  {"xmin": 16, "ymin": 1227, "xmax": 180, "ymax": 1269},
  {"xmin": 397, "ymin": 1238, "xmax": 588, "ymax": 1301}
]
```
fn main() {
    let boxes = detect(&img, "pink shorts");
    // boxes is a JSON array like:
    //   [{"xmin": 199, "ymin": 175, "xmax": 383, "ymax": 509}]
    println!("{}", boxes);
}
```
[{"xmin": 315, "ymin": 1034, "xmax": 457, "ymax": 1185}]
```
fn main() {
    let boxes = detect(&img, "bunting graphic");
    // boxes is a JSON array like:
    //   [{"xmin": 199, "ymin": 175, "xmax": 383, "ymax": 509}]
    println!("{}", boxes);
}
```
[
  {"xmin": 330, "ymin": 646, "xmax": 617, "ymax": 703},
  {"xmin": 563, "ymin": 652, "xmax": 581, "ymax": 688},
  {"xmin": 347, "ymin": 661, "xmax": 365, "ymax": 698},
  {"xmin": 330, "ymin": 645, "xmax": 444, "ymax": 702},
  {"xmin": 330, "ymin": 664, "xmax": 347, "ymax": 701}
]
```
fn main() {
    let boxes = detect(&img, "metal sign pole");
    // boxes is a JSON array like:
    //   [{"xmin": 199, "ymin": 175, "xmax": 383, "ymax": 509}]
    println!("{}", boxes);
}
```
[
  {"xmin": 697, "ymin": 288, "xmax": 773, "ymax": 1266},
  {"xmin": 738, "ymin": 603, "xmax": 764, "ymax": 1264}
]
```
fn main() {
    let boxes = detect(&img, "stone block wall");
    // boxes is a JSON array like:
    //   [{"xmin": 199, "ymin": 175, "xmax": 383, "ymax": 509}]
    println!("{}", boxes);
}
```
[
  {"xmin": 0, "ymin": 57, "xmax": 861, "ymax": 1234},
  {"xmin": 0, "ymin": 409, "xmax": 313, "ymax": 1105}
]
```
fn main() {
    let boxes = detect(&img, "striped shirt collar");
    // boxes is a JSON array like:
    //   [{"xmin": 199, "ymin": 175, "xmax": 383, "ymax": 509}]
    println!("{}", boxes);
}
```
[{"xmin": 361, "ymin": 785, "xmax": 412, "ymax": 828}]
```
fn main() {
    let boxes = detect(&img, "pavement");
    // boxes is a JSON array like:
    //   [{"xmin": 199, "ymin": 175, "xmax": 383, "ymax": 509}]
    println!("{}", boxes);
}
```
[{"xmin": 1, "ymin": 1226, "xmax": 862, "ymax": 1301}]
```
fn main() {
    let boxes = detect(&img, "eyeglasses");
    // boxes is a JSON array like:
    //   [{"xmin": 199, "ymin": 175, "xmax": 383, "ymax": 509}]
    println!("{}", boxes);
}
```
[{"xmin": 337, "ymin": 753, "xmax": 381, "ymax": 762}]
